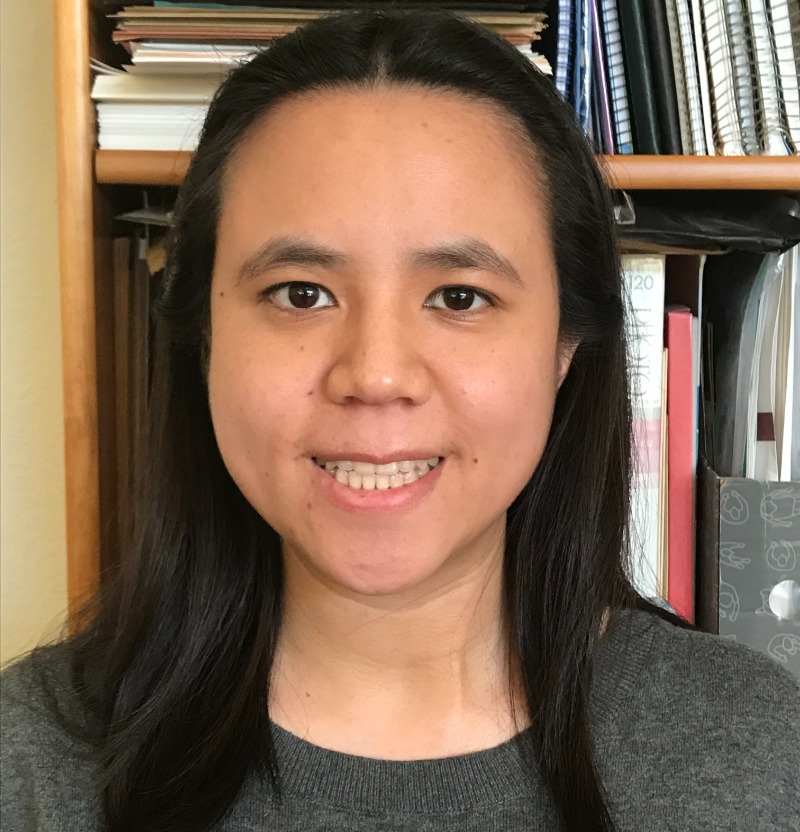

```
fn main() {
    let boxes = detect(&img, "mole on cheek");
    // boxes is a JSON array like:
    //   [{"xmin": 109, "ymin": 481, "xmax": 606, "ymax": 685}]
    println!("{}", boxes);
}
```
[{"xmin": 473, "ymin": 458, "xmax": 479, "ymax": 464}]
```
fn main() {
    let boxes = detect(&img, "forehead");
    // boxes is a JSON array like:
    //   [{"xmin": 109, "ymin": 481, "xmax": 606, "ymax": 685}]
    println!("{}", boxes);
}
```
[{"xmin": 217, "ymin": 86, "xmax": 552, "ymax": 266}]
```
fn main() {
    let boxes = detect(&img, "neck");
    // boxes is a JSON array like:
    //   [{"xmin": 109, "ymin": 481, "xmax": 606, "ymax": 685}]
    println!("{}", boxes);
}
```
[{"xmin": 269, "ymin": 531, "xmax": 529, "ymax": 758}]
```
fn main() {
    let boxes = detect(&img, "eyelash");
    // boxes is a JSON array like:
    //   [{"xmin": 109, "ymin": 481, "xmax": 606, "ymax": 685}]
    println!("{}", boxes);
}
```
[{"xmin": 258, "ymin": 282, "xmax": 497, "ymax": 318}]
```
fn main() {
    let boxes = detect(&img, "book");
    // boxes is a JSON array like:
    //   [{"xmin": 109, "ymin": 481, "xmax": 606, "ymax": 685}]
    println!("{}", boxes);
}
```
[
  {"xmin": 689, "ymin": 0, "xmax": 717, "ymax": 154},
  {"xmin": 744, "ymin": 0, "xmax": 795, "ymax": 154},
  {"xmin": 642, "ymin": 0, "xmax": 683, "ymax": 154},
  {"xmin": 767, "ymin": 0, "xmax": 800, "ymax": 152},
  {"xmin": 598, "ymin": 0, "xmax": 634, "ymax": 154},
  {"xmin": 665, "ymin": 306, "xmax": 696, "ymax": 623},
  {"xmin": 622, "ymin": 255, "xmax": 667, "ymax": 602},
  {"xmin": 723, "ymin": 0, "xmax": 760, "ymax": 155},
  {"xmin": 617, "ymin": 0, "xmax": 661, "ymax": 153},
  {"xmin": 591, "ymin": 0, "xmax": 615, "ymax": 153},
  {"xmin": 91, "ymin": 72, "xmax": 222, "ymax": 101},
  {"xmin": 674, "ymin": 0, "xmax": 708, "ymax": 153},
  {"xmin": 701, "ymin": 0, "xmax": 745, "ymax": 154},
  {"xmin": 663, "ymin": 0, "xmax": 692, "ymax": 154}
]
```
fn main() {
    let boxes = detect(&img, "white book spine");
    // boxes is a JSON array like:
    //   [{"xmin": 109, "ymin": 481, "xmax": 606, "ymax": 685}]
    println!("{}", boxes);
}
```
[
  {"xmin": 723, "ymin": 0, "xmax": 760, "ymax": 155},
  {"xmin": 702, "ymin": 0, "xmax": 745, "ymax": 154},
  {"xmin": 665, "ymin": 0, "xmax": 692, "ymax": 155},
  {"xmin": 766, "ymin": 0, "xmax": 800, "ymax": 152},
  {"xmin": 675, "ymin": 0, "xmax": 707, "ymax": 153},
  {"xmin": 622, "ymin": 255, "xmax": 666, "ymax": 603},
  {"xmin": 690, "ymin": 0, "xmax": 718, "ymax": 154},
  {"xmin": 744, "ymin": 0, "xmax": 794, "ymax": 154}
]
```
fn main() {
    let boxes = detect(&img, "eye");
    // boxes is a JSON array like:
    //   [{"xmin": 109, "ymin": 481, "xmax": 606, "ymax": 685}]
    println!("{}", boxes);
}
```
[
  {"xmin": 425, "ymin": 286, "xmax": 493, "ymax": 314},
  {"xmin": 261, "ymin": 282, "xmax": 335, "ymax": 311}
]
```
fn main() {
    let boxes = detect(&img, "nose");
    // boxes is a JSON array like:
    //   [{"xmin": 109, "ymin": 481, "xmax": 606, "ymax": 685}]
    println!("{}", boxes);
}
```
[{"xmin": 323, "ymin": 301, "xmax": 433, "ymax": 407}]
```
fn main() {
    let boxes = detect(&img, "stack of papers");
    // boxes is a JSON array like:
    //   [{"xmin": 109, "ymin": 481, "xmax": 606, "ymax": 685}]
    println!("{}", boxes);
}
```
[{"xmin": 92, "ymin": 3, "xmax": 551, "ymax": 151}]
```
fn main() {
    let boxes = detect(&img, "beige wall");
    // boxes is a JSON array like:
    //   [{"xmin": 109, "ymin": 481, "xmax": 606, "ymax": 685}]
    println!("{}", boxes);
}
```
[{"xmin": 1, "ymin": 0, "xmax": 69, "ymax": 666}]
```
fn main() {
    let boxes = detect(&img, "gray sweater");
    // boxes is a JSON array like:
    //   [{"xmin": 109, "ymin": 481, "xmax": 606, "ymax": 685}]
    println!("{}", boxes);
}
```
[{"xmin": 2, "ymin": 608, "xmax": 799, "ymax": 831}]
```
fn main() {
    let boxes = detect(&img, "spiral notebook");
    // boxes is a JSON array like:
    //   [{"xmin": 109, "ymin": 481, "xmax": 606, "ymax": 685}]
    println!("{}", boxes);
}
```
[
  {"xmin": 690, "ymin": 0, "xmax": 716, "ymax": 155},
  {"xmin": 768, "ymin": 0, "xmax": 800, "ymax": 153},
  {"xmin": 702, "ymin": 0, "xmax": 745, "ymax": 155},
  {"xmin": 598, "ymin": 0, "xmax": 633, "ymax": 154},
  {"xmin": 674, "ymin": 0, "xmax": 708, "ymax": 154},
  {"xmin": 722, "ymin": 0, "xmax": 760, "ymax": 155},
  {"xmin": 745, "ymin": 0, "xmax": 795, "ymax": 155},
  {"xmin": 664, "ymin": 0, "xmax": 692, "ymax": 155}
]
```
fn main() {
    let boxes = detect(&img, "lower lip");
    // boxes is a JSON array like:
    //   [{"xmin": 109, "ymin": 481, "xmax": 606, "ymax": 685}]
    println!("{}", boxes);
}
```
[{"xmin": 311, "ymin": 459, "xmax": 444, "ymax": 513}]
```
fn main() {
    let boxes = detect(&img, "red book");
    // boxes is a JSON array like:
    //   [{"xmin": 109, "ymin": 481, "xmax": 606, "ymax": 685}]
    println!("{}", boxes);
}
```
[{"xmin": 665, "ymin": 306, "xmax": 695, "ymax": 623}]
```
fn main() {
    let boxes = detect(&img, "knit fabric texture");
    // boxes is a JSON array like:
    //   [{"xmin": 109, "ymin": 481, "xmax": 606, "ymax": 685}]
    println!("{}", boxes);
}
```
[{"xmin": 2, "ymin": 608, "xmax": 798, "ymax": 831}]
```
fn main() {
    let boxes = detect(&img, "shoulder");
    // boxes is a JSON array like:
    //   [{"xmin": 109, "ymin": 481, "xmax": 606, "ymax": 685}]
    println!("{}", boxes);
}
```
[
  {"xmin": 1, "ymin": 643, "xmax": 102, "ymax": 831},
  {"xmin": 1, "ymin": 641, "xmax": 87, "ymax": 742},
  {"xmin": 598, "ymin": 609, "xmax": 800, "ymax": 829},
  {"xmin": 639, "ymin": 610, "xmax": 799, "ymax": 718},
  {"xmin": 606, "ymin": 608, "xmax": 800, "ymax": 737}
]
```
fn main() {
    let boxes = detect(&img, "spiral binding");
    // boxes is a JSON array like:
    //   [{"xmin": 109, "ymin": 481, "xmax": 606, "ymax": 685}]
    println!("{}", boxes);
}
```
[
  {"xmin": 675, "ymin": 0, "xmax": 709, "ymax": 154},
  {"xmin": 598, "ymin": 0, "xmax": 633, "ymax": 154},
  {"xmin": 767, "ymin": 0, "xmax": 800, "ymax": 153},
  {"xmin": 702, "ymin": 0, "xmax": 747, "ymax": 154},
  {"xmin": 744, "ymin": 0, "xmax": 795, "ymax": 155}
]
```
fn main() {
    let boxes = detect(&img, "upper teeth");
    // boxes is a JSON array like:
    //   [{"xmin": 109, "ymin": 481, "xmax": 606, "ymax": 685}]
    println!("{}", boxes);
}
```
[{"xmin": 315, "ymin": 457, "xmax": 441, "ymax": 490}]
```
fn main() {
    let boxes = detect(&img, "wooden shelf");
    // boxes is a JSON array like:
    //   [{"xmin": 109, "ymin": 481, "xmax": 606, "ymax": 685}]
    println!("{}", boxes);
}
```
[{"xmin": 95, "ymin": 150, "xmax": 800, "ymax": 190}]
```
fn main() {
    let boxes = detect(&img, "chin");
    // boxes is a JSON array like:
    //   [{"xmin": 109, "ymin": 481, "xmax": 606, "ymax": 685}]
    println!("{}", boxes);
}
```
[{"xmin": 310, "ymin": 546, "xmax": 448, "ymax": 598}]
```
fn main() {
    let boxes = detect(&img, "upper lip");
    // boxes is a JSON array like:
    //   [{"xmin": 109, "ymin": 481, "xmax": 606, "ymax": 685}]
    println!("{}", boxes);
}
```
[{"xmin": 311, "ymin": 451, "xmax": 443, "ymax": 464}]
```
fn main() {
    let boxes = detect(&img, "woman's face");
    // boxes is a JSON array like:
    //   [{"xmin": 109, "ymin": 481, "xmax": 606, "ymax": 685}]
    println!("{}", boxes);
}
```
[{"xmin": 209, "ymin": 87, "xmax": 574, "ymax": 596}]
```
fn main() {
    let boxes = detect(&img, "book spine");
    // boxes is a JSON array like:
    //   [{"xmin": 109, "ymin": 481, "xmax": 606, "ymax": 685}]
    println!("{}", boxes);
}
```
[
  {"xmin": 744, "ymin": 0, "xmax": 794, "ymax": 155},
  {"xmin": 666, "ymin": 306, "xmax": 696, "ymax": 624},
  {"xmin": 766, "ymin": 0, "xmax": 800, "ymax": 153},
  {"xmin": 617, "ymin": 0, "xmax": 662, "ymax": 154},
  {"xmin": 599, "ymin": 0, "xmax": 634, "ymax": 154},
  {"xmin": 623, "ymin": 256, "xmax": 667, "ymax": 602},
  {"xmin": 675, "ymin": 0, "xmax": 709, "ymax": 153},
  {"xmin": 664, "ymin": 0, "xmax": 693, "ymax": 154},
  {"xmin": 690, "ymin": 0, "xmax": 718, "ymax": 154},
  {"xmin": 642, "ymin": 0, "xmax": 683, "ymax": 154},
  {"xmin": 591, "ymin": 0, "xmax": 616, "ymax": 153},
  {"xmin": 702, "ymin": 0, "xmax": 746, "ymax": 155},
  {"xmin": 720, "ymin": 0, "xmax": 760, "ymax": 154},
  {"xmin": 555, "ymin": 0, "xmax": 574, "ymax": 101},
  {"xmin": 572, "ymin": 0, "xmax": 595, "ymax": 133}
]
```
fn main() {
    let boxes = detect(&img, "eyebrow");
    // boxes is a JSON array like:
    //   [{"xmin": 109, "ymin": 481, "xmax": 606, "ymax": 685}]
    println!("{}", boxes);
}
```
[{"xmin": 234, "ymin": 234, "xmax": 524, "ymax": 288}]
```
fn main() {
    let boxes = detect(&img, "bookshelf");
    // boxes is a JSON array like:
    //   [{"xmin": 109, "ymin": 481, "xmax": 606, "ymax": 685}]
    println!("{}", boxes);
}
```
[{"xmin": 55, "ymin": 1, "xmax": 800, "ymax": 628}]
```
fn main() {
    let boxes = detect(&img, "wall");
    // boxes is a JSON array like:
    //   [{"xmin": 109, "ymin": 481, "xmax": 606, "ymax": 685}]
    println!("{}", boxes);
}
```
[{"xmin": 0, "ymin": 0, "xmax": 69, "ymax": 666}]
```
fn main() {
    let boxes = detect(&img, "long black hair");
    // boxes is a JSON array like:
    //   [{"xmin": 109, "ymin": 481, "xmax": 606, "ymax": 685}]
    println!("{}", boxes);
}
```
[{"xmin": 26, "ymin": 6, "xmax": 696, "ymax": 831}]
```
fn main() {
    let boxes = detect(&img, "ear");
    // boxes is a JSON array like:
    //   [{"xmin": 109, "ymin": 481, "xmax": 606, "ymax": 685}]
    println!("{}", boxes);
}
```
[{"xmin": 556, "ymin": 339, "xmax": 579, "ymax": 389}]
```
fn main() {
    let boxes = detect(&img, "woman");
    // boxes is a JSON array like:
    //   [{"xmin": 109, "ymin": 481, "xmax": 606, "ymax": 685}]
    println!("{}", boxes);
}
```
[{"xmin": 2, "ymin": 7, "xmax": 797, "ymax": 832}]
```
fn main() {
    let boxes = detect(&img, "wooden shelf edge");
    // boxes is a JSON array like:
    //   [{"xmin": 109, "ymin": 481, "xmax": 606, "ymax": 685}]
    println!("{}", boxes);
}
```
[
  {"xmin": 600, "ymin": 154, "xmax": 800, "ymax": 190},
  {"xmin": 96, "ymin": 150, "xmax": 800, "ymax": 190},
  {"xmin": 56, "ymin": 0, "xmax": 102, "ymax": 631}
]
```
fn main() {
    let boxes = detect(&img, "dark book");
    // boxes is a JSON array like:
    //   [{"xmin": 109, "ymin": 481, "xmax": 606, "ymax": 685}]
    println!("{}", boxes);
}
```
[
  {"xmin": 641, "ymin": 0, "xmax": 682, "ymax": 154},
  {"xmin": 616, "ymin": 0, "xmax": 661, "ymax": 154}
]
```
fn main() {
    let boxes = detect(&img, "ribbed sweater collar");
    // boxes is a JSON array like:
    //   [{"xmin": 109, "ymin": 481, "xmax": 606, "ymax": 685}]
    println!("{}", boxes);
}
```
[{"xmin": 263, "ymin": 607, "xmax": 657, "ymax": 813}]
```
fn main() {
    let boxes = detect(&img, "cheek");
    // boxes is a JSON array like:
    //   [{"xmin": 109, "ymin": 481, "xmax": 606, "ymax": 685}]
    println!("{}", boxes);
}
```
[
  {"xmin": 206, "ymin": 324, "xmax": 306, "ymax": 485},
  {"xmin": 454, "ymin": 342, "xmax": 558, "ymax": 487}
]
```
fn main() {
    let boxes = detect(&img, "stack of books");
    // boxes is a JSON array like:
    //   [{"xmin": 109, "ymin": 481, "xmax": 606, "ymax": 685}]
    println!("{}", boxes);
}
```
[
  {"xmin": 621, "ymin": 245, "xmax": 799, "ymax": 626},
  {"xmin": 565, "ymin": 0, "xmax": 800, "ymax": 154},
  {"xmin": 92, "ymin": 2, "xmax": 549, "ymax": 151},
  {"xmin": 92, "ymin": 0, "xmax": 800, "ymax": 155}
]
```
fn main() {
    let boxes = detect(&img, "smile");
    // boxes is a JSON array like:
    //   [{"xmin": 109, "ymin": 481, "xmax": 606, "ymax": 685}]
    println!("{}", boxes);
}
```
[{"xmin": 313, "ymin": 457, "xmax": 442, "ymax": 491}]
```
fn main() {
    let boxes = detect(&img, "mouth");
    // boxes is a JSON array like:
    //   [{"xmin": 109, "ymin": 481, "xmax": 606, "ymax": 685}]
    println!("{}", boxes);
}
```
[{"xmin": 312, "ymin": 456, "xmax": 443, "ymax": 491}]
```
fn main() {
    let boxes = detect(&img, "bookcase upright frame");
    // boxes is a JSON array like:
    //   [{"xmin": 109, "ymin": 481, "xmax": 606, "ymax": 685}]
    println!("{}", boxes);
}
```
[{"xmin": 55, "ymin": 0, "xmax": 800, "ymax": 630}]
